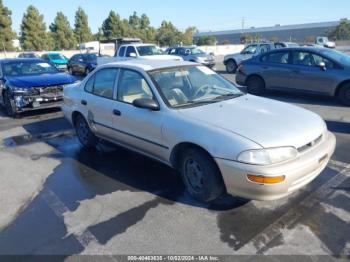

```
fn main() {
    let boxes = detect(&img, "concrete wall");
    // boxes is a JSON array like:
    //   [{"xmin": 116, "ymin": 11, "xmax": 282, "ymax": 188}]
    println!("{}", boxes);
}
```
[
  {"xmin": 0, "ymin": 45, "xmax": 244, "ymax": 59},
  {"xmin": 0, "ymin": 49, "xmax": 115, "ymax": 59}
]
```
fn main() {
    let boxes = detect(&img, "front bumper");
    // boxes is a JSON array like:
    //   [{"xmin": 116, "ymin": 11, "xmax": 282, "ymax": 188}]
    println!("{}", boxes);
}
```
[
  {"xmin": 13, "ymin": 91, "xmax": 63, "ymax": 112},
  {"xmin": 235, "ymin": 71, "xmax": 247, "ymax": 86},
  {"xmin": 215, "ymin": 131, "xmax": 336, "ymax": 201}
]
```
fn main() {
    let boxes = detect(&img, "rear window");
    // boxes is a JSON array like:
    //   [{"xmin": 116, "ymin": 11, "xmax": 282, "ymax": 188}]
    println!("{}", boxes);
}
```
[{"xmin": 261, "ymin": 52, "xmax": 290, "ymax": 64}]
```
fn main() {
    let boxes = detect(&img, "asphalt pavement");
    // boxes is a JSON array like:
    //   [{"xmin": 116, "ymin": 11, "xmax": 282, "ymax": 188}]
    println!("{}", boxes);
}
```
[{"xmin": 0, "ymin": 59, "xmax": 349, "ymax": 259}]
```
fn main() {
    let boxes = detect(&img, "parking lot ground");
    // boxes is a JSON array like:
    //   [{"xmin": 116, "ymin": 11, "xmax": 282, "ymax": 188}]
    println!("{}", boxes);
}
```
[{"xmin": 0, "ymin": 63, "xmax": 349, "ymax": 258}]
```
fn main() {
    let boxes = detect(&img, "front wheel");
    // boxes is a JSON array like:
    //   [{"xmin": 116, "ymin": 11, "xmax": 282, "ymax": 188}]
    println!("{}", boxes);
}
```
[
  {"xmin": 338, "ymin": 83, "xmax": 350, "ymax": 106},
  {"xmin": 74, "ymin": 114, "xmax": 99, "ymax": 148},
  {"xmin": 3, "ymin": 90, "xmax": 17, "ymax": 117},
  {"xmin": 225, "ymin": 60, "xmax": 237, "ymax": 73},
  {"xmin": 180, "ymin": 148, "xmax": 225, "ymax": 202}
]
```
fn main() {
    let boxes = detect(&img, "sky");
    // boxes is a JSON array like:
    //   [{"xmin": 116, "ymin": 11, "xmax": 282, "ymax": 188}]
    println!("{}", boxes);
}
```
[{"xmin": 4, "ymin": 0, "xmax": 350, "ymax": 34}]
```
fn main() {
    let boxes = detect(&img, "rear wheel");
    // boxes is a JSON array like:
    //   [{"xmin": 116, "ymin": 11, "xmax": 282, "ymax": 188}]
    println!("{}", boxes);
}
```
[
  {"xmin": 226, "ymin": 59, "xmax": 237, "ymax": 73},
  {"xmin": 338, "ymin": 83, "xmax": 350, "ymax": 106},
  {"xmin": 3, "ymin": 90, "xmax": 17, "ymax": 117},
  {"xmin": 74, "ymin": 114, "xmax": 99, "ymax": 148},
  {"xmin": 180, "ymin": 148, "xmax": 225, "ymax": 203},
  {"xmin": 246, "ymin": 75, "xmax": 266, "ymax": 95}
]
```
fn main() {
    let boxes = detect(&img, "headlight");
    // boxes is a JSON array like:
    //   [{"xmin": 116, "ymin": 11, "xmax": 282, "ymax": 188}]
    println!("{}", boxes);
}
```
[
  {"xmin": 237, "ymin": 147, "xmax": 298, "ymax": 165},
  {"xmin": 9, "ymin": 86, "xmax": 31, "ymax": 94}
]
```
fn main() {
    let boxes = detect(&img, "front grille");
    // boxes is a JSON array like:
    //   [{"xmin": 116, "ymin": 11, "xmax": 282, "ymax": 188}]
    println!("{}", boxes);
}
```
[
  {"xmin": 297, "ymin": 135, "xmax": 323, "ymax": 153},
  {"xmin": 34, "ymin": 85, "xmax": 64, "ymax": 95}
]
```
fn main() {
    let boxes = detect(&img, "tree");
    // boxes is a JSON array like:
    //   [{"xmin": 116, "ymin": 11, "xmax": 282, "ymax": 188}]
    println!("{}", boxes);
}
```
[
  {"xmin": 93, "ymin": 27, "xmax": 105, "ymax": 41},
  {"xmin": 305, "ymin": 36, "xmax": 316, "ymax": 44},
  {"xmin": 240, "ymin": 34, "xmax": 253, "ymax": 44},
  {"xmin": 269, "ymin": 36, "xmax": 279, "ymax": 42},
  {"xmin": 0, "ymin": 0, "xmax": 15, "ymax": 51},
  {"xmin": 140, "ymin": 14, "xmax": 150, "ymax": 30},
  {"xmin": 102, "ymin": 11, "xmax": 124, "ymax": 40},
  {"xmin": 156, "ymin": 21, "xmax": 182, "ymax": 46},
  {"xmin": 129, "ymin": 11, "xmax": 140, "ymax": 30},
  {"xmin": 50, "ymin": 12, "xmax": 76, "ymax": 50},
  {"xmin": 74, "ymin": 7, "xmax": 92, "ymax": 44},
  {"xmin": 329, "ymin": 20, "xmax": 350, "ymax": 40},
  {"xmin": 20, "ymin": 5, "xmax": 48, "ymax": 51},
  {"xmin": 182, "ymin": 26, "xmax": 197, "ymax": 45},
  {"xmin": 196, "ymin": 35, "xmax": 216, "ymax": 46},
  {"xmin": 222, "ymin": 40, "xmax": 231, "ymax": 45}
]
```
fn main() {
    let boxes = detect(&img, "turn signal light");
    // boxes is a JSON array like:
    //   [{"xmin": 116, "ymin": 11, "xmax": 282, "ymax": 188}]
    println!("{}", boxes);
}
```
[{"xmin": 247, "ymin": 175, "xmax": 285, "ymax": 184}]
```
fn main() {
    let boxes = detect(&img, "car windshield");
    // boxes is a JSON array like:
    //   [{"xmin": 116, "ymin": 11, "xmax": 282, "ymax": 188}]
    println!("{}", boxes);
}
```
[
  {"xmin": 187, "ymin": 48, "xmax": 205, "ymax": 55},
  {"xmin": 83, "ymin": 54, "xmax": 97, "ymax": 62},
  {"xmin": 2, "ymin": 61, "xmax": 59, "ymax": 76},
  {"xmin": 49, "ymin": 53, "xmax": 66, "ymax": 60},
  {"xmin": 137, "ymin": 45, "xmax": 163, "ymax": 56},
  {"xmin": 320, "ymin": 49, "xmax": 350, "ymax": 67},
  {"xmin": 149, "ymin": 65, "xmax": 244, "ymax": 108},
  {"xmin": 20, "ymin": 53, "xmax": 37, "ymax": 58}
]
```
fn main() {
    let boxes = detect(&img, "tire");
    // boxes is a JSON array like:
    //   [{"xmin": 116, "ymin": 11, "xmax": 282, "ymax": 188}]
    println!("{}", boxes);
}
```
[
  {"xmin": 225, "ymin": 59, "xmax": 237, "ymax": 73},
  {"xmin": 3, "ymin": 90, "xmax": 17, "ymax": 117},
  {"xmin": 74, "ymin": 114, "xmax": 99, "ymax": 148},
  {"xmin": 180, "ymin": 147, "xmax": 225, "ymax": 202},
  {"xmin": 246, "ymin": 75, "xmax": 266, "ymax": 95},
  {"xmin": 338, "ymin": 83, "xmax": 350, "ymax": 106}
]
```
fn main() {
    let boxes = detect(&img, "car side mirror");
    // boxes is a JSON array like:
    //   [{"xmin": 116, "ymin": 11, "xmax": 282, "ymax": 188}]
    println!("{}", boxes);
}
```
[
  {"xmin": 318, "ymin": 62, "xmax": 326, "ymax": 71},
  {"xmin": 133, "ymin": 98, "xmax": 160, "ymax": 111},
  {"xmin": 129, "ymin": 53, "xmax": 137, "ymax": 58}
]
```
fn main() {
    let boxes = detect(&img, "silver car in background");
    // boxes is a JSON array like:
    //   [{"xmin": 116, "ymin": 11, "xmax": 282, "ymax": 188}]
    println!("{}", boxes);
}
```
[
  {"xmin": 62, "ymin": 60, "xmax": 335, "ymax": 202},
  {"xmin": 236, "ymin": 47, "xmax": 350, "ymax": 105},
  {"xmin": 166, "ymin": 46, "xmax": 215, "ymax": 68},
  {"xmin": 224, "ymin": 42, "xmax": 299, "ymax": 73}
]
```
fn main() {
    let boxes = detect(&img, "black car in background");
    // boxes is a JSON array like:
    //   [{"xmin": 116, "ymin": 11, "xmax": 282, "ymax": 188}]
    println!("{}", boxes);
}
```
[
  {"xmin": 0, "ymin": 58, "xmax": 77, "ymax": 116},
  {"xmin": 67, "ymin": 53, "xmax": 97, "ymax": 75}
]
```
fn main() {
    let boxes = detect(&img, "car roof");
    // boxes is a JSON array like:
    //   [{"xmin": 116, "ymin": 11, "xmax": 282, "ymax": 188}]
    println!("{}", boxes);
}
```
[
  {"xmin": 101, "ymin": 59, "xmax": 197, "ymax": 71},
  {"xmin": 0, "ymin": 58, "xmax": 45, "ymax": 63},
  {"xmin": 268, "ymin": 46, "xmax": 326, "ymax": 53},
  {"xmin": 122, "ymin": 43, "xmax": 156, "ymax": 47}
]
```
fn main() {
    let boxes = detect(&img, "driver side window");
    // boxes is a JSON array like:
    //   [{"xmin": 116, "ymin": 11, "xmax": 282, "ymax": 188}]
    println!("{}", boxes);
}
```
[{"xmin": 125, "ymin": 46, "xmax": 137, "ymax": 57}]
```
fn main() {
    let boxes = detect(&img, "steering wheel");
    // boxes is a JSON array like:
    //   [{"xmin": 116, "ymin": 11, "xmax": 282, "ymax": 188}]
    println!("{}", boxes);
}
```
[{"xmin": 193, "ymin": 84, "xmax": 213, "ymax": 99}]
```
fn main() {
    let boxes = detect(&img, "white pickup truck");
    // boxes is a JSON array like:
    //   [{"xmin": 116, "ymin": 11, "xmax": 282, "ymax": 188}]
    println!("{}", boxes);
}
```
[{"xmin": 98, "ymin": 43, "xmax": 183, "ymax": 65}]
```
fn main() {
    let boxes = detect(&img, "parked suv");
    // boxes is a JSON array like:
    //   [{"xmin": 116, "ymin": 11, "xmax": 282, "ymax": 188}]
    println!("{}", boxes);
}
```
[
  {"xmin": 224, "ymin": 42, "xmax": 298, "ymax": 73},
  {"xmin": 68, "ymin": 53, "xmax": 97, "ymax": 75},
  {"xmin": 166, "ymin": 46, "xmax": 215, "ymax": 68}
]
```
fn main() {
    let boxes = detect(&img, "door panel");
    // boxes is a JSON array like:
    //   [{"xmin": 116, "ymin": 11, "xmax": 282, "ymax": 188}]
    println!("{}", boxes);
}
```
[{"xmin": 111, "ymin": 69, "xmax": 166, "ymax": 160}]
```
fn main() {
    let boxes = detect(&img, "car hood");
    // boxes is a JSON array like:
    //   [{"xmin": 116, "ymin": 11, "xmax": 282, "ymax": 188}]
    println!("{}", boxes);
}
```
[
  {"xmin": 179, "ymin": 95, "xmax": 326, "ymax": 149},
  {"xmin": 6, "ymin": 73, "xmax": 77, "ymax": 88},
  {"xmin": 140, "ymin": 55, "xmax": 183, "ymax": 61}
]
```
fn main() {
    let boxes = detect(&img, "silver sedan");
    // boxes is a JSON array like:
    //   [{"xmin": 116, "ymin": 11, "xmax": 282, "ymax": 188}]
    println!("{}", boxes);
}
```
[{"xmin": 62, "ymin": 60, "xmax": 336, "ymax": 202}]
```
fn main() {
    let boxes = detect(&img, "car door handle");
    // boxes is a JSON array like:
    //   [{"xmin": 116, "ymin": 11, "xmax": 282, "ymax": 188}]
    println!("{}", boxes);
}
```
[
  {"xmin": 113, "ymin": 109, "xmax": 121, "ymax": 116},
  {"xmin": 81, "ymin": 100, "xmax": 87, "ymax": 106}
]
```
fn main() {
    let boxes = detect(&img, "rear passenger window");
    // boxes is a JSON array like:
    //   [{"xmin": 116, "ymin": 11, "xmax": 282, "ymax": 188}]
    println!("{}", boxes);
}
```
[
  {"xmin": 259, "ymin": 45, "xmax": 270, "ymax": 54},
  {"xmin": 85, "ymin": 75, "xmax": 94, "ymax": 93},
  {"xmin": 125, "ymin": 46, "xmax": 137, "ymax": 57},
  {"xmin": 261, "ymin": 52, "xmax": 289, "ymax": 64},
  {"xmin": 85, "ymin": 68, "xmax": 118, "ymax": 99}
]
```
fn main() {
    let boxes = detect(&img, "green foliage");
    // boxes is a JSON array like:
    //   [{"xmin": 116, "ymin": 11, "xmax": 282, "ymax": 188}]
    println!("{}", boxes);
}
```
[
  {"xmin": 222, "ymin": 40, "xmax": 231, "ymax": 45},
  {"xmin": 196, "ymin": 35, "xmax": 217, "ymax": 46},
  {"xmin": 20, "ymin": 5, "xmax": 49, "ymax": 51},
  {"xmin": 182, "ymin": 27, "xmax": 197, "ymax": 45},
  {"xmin": 156, "ymin": 21, "xmax": 183, "ymax": 46},
  {"xmin": 50, "ymin": 12, "xmax": 76, "ymax": 50},
  {"xmin": 240, "ymin": 34, "xmax": 253, "ymax": 44},
  {"xmin": 329, "ymin": 20, "xmax": 350, "ymax": 40},
  {"xmin": 102, "ymin": 11, "xmax": 125, "ymax": 40},
  {"xmin": 0, "ymin": 0, "xmax": 15, "ymax": 51},
  {"xmin": 74, "ymin": 7, "xmax": 92, "ymax": 43}
]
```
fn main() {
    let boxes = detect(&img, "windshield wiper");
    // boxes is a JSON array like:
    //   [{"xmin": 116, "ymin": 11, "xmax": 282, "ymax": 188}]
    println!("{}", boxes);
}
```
[{"xmin": 213, "ymin": 93, "xmax": 244, "ymax": 100}]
